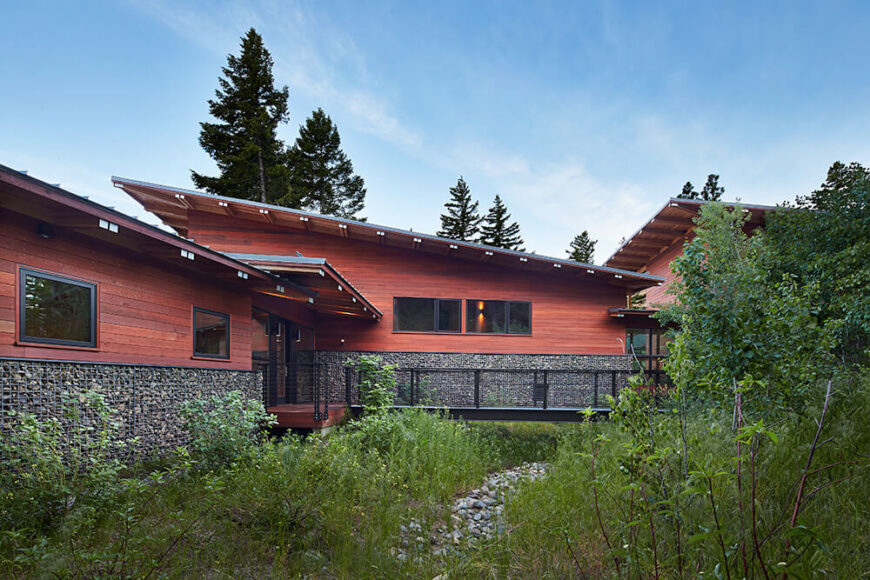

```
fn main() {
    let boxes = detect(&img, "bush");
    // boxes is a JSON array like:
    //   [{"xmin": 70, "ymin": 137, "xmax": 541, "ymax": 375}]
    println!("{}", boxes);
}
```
[
  {"xmin": 178, "ymin": 390, "xmax": 275, "ymax": 471},
  {"xmin": 0, "ymin": 388, "xmax": 129, "ymax": 535},
  {"xmin": 346, "ymin": 355, "xmax": 396, "ymax": 413}
]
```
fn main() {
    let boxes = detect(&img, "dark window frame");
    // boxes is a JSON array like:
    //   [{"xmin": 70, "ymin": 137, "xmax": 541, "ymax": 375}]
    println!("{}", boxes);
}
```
[
  {"xmin": 465, "ymin": 299, "xmax": 532, "ymax": 335},
  {"xmin": 193, "ymin": 306, "xmax": 231, "ymax": 359},
  {"xmin": 393, "ymin": 297, "xmax": 462, "ymax": 333},
  {"xmin": 18, "ymin": 267, "xmax": 97, "ymax": 348}
]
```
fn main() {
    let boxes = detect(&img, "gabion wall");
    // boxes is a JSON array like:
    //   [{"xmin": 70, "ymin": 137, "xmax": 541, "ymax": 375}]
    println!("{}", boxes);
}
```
[
  {"xmin": 316, "ymin": 351, "xmax": 633, "ymax": 408},
  {"xmin": 0, "ymin": 358, "xmax": 263, "ymax": 458}
]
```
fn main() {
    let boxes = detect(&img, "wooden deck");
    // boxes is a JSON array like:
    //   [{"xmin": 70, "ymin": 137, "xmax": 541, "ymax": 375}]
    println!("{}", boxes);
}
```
[{"xmin": 267, "ymin": 403, "xmax": 347, "ymax": 429}]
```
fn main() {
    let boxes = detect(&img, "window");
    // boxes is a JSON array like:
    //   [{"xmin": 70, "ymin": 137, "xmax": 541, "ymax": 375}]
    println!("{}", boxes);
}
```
[
  {"xmin": 466, "ymin": 300, "xmax": 531, "ymax": 334},
  {"xmin": 193, "ymin": 307, "xmax": 230, "ymax": 358},
  {"xmin": 393, "ymin": 298, "xmax": 461, "ymax": 332},
  {"xmin": 19, "ymin": 268, "xmax": 96, "ymax": 347},
  {"xmin": 625, "ymin": 328, "xmax": 670, "ymax": 373}
]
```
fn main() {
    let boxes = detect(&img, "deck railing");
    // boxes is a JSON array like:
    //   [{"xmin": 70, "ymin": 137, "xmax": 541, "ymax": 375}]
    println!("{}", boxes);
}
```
[{"xmin": 344, "ymin": 366, "xmax": 672, "ymax": 411}]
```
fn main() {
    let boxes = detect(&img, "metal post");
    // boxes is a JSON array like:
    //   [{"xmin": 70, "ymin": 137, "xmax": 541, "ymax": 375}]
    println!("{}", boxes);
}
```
[
  {"xmin": 593, "ymin": 372, "xmax": 599, "ymax": 407},
  {"xmin": 410, "ymin": 369, "xmax": 416, "ymax": 406},
  {"xmin": 474, "ymin": 370, "xmax": 480, "ymax": 408},
  {"xmin": 611, "ymin": 370, "xmax": 617, "ymax": 401},
  {"xmin": 543, "ymin": 370, "xmax": 548, "ymax": 409}
]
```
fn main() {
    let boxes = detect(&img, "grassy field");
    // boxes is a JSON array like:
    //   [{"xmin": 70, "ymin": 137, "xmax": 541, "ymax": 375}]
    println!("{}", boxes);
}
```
[{"xmin": 1, "ymin": 391, "xmax": 868, "ymax": 578}]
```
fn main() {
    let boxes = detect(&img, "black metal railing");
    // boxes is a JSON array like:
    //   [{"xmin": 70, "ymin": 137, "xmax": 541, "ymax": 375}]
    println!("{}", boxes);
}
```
[{"xmin": 343, "ymin": 366, "xmax": 672, "ymax": 411}]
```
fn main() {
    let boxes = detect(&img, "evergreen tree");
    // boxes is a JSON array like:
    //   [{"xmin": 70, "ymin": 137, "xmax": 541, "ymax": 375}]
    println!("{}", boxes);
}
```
[
  {"xmin": 678, "ymin": 181, "xmax": 696, "ymax": 198},
  {"xmin": 676, "ymin": 174, "xmax": 724, "ymax": 201},
  {"xmin": 288, "ymin": 108, "xmax": 366, "ymax": 219},
  {"xmin": 437, "ymin": 177, "xmax": 482, "ymax": 241},
  {"xmin": 479, "ymin": 195, "xmax": 524, "ymax": 251},
  {"xmin": 192, "ymin": 28, "xmax": 291, "ymax": 204},
  {"xmin": 700, "ymin": 174, "xmax": 725, "ymax": 201},
  {"xmin": 566, "ymin": 230, "xmax": 597, "ymax": 263}
]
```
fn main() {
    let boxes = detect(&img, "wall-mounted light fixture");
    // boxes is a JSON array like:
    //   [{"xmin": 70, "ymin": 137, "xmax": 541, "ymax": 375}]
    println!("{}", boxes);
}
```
[{"xmin": 37, "ymin": 222, "xmax": 54, "ymax": 239}]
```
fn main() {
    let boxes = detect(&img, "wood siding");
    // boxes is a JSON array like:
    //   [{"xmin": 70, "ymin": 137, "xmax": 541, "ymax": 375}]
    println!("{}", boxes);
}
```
[
  {"xmin": 0, "ymin": 210, "xmax": 252, "ymax": 369},
  {"xmin": 641, "ymin": 236, "xmax": 690, "ymax": 306},
  {"xmin": 187, "ymin": 211, "xmax": 632, "ymax": 355}
]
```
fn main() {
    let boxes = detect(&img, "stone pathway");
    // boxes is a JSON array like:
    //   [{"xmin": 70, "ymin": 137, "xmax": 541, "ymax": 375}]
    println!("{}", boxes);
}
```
[{"xmin": 395, "ymin": 462, "xmax": 550, "ymax": 561}]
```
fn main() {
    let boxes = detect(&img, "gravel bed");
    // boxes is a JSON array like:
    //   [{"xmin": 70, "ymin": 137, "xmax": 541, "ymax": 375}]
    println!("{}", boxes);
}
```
[{"xmin": 394, "ymin": 462, "xmax": 550, "ymax": 561}]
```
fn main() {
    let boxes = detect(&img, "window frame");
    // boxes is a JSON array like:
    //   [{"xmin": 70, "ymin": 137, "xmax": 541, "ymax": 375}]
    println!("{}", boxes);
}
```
[
  {"xmin": 392, "ymin": 297, "xmax": 462, "ymax": 333},
  {"xmin": 18, "ymin": 267, "xmax": 97, "ymax": 348},
  {"xmin": 465, "ymin": 299, "xmax": 532, "ymax": 335},
  {"xmin": 192, "ymin": 306, "xmax": 231, "ymax": 359}
]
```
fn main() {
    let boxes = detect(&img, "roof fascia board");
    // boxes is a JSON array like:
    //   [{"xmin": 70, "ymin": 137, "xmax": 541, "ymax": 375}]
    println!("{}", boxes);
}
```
[{"xmin": 113, "ymin": 176, "xmax": 663, "ymax": 286}]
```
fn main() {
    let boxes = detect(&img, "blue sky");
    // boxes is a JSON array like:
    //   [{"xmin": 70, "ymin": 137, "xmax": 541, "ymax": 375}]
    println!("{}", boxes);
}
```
[{"xmin": 2, "ymin": 1, "xmax": 868, "ymax": 262}]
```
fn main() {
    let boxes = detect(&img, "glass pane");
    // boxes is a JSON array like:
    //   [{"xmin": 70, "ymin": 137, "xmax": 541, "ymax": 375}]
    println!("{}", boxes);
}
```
[
  {"xmin": 466, "ymin": 300, "xmax": 506, "ymax": 333},
  {"xmin": 395, "ymin": 298, "xmax": 435, "ymax": 331},
  {"xmin": 437, "ymin": 300, "xmax": 461, "ymax": 332},
  {"xmin": 626, "ymin": 328, "xmax": 648, "ymax": 356},
  {"xmin": 507, "ymin": 302, "xmax": 531, "ymax": 334},
  {"xmin": 195, "ymin": 310, "xmax": 229, "ymax": 357},
  {"xmin": 251, "ymin": 310, "xmax": 270, "ymax": 362},
  {"xmin": 24, "ymin": 273, "xmax": 92, "ymax": 344}
]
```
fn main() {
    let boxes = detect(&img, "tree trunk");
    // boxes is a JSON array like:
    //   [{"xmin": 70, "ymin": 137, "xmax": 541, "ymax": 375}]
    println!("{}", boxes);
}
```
[{"xmin": 257, "ymin": 149, "xmax": 267, "ymax": 203}]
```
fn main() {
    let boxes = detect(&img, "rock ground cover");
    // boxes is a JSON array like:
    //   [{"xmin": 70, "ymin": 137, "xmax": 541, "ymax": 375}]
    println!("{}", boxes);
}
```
[{"xmin": 395, "ymin": 461, "xmax": 550, "ymax": 561}]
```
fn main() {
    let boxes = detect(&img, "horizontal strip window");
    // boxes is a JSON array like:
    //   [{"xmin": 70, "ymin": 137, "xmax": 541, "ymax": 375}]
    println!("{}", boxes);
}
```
[
  {"xmin": 394, "ymin": 298, "xmax": 461, "ymax": 333},
  {"xmin": 193, "ymin": 307, "xmax": 230, "ymax": 359},
  {"xmin": 19, "ymin": 268, "xmax": 97, "ymax": 348},
  {"xmin": 466, "ymin": 300, "xmax": 531, "ymax": 334}
]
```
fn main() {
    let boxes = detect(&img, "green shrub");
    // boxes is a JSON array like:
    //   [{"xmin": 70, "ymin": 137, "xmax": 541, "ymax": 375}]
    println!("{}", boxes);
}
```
[
  {"xmin": 0, "ymin": 388, "xmax": 130, "ymax": 535},
  {"xmin": 346, "ymin": 355, "xmax": 397, "ymax": 413},
  {"xmin": 178, "ymin": 390, "xmax": 275, "ymax": 471}
]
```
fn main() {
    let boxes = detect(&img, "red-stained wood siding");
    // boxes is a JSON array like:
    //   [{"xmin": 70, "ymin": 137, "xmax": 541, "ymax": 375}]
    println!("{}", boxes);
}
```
[
  {"xmin": 187, "ymin": 211, "xmax": 632, "ymax": 355},
  {"xmin": 0, "ymin": 210, "xmax": 252, "ymax": 369},
  {"xmin": 641, "ymin": 236, "xmax": 690, "ymax": 306}
]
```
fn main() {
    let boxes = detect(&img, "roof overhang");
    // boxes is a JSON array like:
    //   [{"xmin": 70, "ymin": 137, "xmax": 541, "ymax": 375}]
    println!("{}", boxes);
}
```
[
  {"xmin": 226, "ymin": 253, "xmax": 382, "ymax": 320},
  {"xmin": 608, "ymin": 307, "xmax": 659, "ymax": 319},
  {"xmin": 112, "ymin": 176, "xmax": 665, "ymax": 292},
  {"xmin": 604, "ymin": 198, "xmax": 775, "ymax": 272},
  {"xmin": 0, "ymin": 164, "xmax": 283, "ymax": 293}
]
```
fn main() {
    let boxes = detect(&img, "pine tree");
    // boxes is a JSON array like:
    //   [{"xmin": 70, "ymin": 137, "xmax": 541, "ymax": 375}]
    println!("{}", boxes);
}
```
[
  {"xmin": 677, "ymin": 181, "xmax": 696, "ymax": 199},
  {"xmin": 566, "ymin": 230, "xmax": 596, "ymax": 263},
  {"xmin": 676, "ymin": 175, "xmax": 724, "ymax": 201},
  {"xmin": 288, "ymin": 108, "xmax": 366, "ymax": 219},
  {"xmin": 192, "ymin": 28, "xmax": 291, "ymax": 204},
  {"xmin": 437, "ymin": 177, "xmax": 482, "ymax": 241},
  {"xmin": 700, "ymin": 174, "xmax": 724, "ymax": 201},
  {"xmin": 479, "ymin": 195, "xmax": 524, "ymax": 251}
]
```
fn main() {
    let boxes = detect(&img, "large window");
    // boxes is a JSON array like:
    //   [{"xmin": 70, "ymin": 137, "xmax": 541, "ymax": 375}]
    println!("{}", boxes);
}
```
[
  {"xmin": 626, "ymin": 327, "xmax": 670, "ymax": 373},
  {"xmin": 194, "ymin": 307, "xmax": 230, "ymax": 358},
  {"xmin": 466, "ymin": 300, "xmax": 531, "ymax": 334},
  {"xmin": 393, "ymin": 298, "xmax": 461, "ymax": 332},
  {"xmin": 19, "ymin": 268, "xmax": 96, "ymax": 347}
]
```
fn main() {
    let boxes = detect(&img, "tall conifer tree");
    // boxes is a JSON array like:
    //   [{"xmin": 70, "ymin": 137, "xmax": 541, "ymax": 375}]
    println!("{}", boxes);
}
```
[
  {"xmin": 192, "ymin": 28, "xmax": 291, "ymax": 204},
  {"xmin": 437, "ymin": 177, "xmax": 482, "ymax": 241},
  {"xmin": 288, "ymin": 108, "xmax": 366, "ymax": 219},
  {"xmin": 479, "ymin": 195, "xmax": 524, "ymax": 251},
  {"xmin": 677, "ymin": 174, "xmax": 724, "ymax": 201},
  {"xmin": 566, "ymin": 230, "xmax": 596, "ymax": 263}
]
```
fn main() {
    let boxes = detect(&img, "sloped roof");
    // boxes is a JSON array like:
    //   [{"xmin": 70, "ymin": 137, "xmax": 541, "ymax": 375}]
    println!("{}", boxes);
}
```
[
  {"xmin": 112, "ymin": 176, "xmax": 665, "ymax": 292},
  {"xmin": 604, "ymin": 198, "xmax": 775, "ymax": 272},
  {"xmin": 0, "ymin": 164, "xmax": 378, "ymax": 320}
]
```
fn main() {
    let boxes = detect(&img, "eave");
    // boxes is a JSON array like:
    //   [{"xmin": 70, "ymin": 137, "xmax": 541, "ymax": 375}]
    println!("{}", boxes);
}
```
[
  {"xmin": 112, "ymin": 176, "xmax": 665, "ymax": 292},
  {"xmin": 604, "ymin": 198, "xmax": 775, "ymax": 272}
]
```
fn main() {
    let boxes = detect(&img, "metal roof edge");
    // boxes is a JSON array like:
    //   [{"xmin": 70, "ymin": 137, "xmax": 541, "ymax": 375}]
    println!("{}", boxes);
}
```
[
  {"xmin": 0, "ymin": 164, "xmax": 275, "ymax": 282},
  {"xmin": 112, "ymin": 175, "xmax": 663, "ymax": 284}
]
